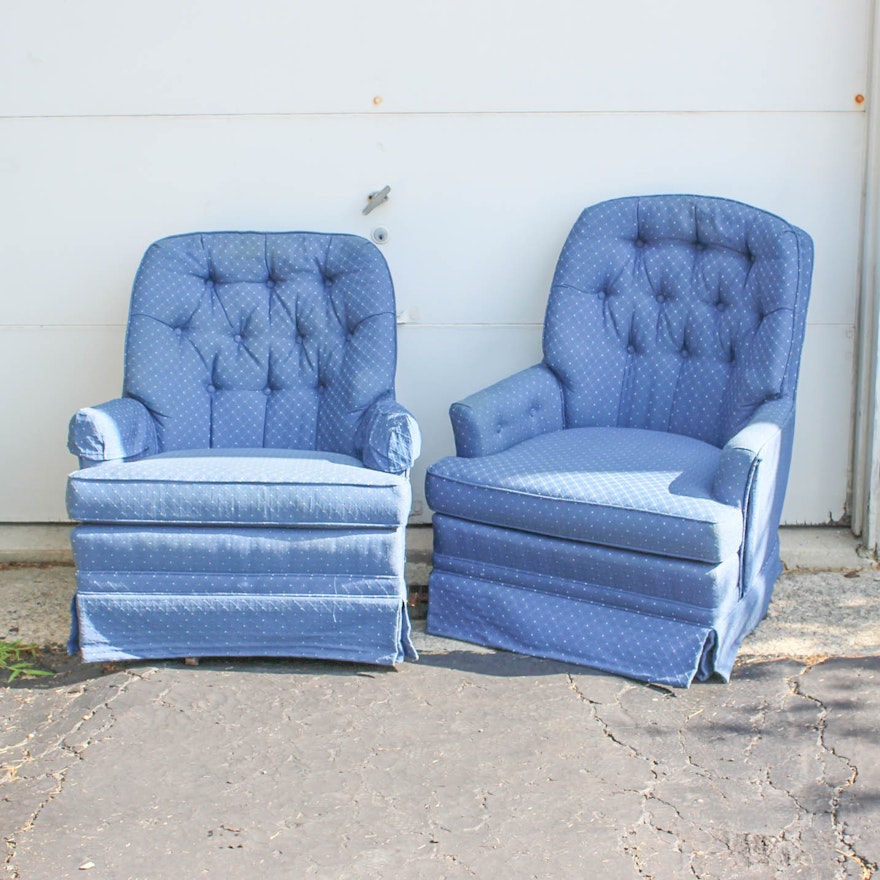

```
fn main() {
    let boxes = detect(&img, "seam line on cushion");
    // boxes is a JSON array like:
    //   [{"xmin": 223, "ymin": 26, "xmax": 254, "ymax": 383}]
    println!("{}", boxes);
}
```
[
  {"xmin": 78, "ymin": 593, "xmax": 401, "ymax": 601},
  {"xmin": 70, "ymin": 476, "xmax": 401, "ymax": 489},
  {"xmin": 434, "ymin": 554, "xmax": 731, "ymax": 617},
  {"xmin": 78, "ymin": 593, "xmax": 400, "ymax": 600},
  {"xmin": 72, "ymin": 520, "xmax": 402, "ymax": 530},
  {"xmin": 80, "ymin": 571, "xmax": 401, "ymax": 580},
  {"xmin": 436, "ymin": 571, "xmax": 743, "ymax": 626},
  {"xmin": 437, "ymin": 528, "xmax": 721, "ymax": 566},
  {"xmin": 430, "ymin": 472, "xmax": 731, "ymax": 526}
]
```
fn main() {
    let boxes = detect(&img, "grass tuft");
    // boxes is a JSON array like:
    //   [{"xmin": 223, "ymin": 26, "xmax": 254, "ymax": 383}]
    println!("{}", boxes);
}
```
[{"xmin": 0, "ymin": 640, "xmax": 54, "ymax": 681}]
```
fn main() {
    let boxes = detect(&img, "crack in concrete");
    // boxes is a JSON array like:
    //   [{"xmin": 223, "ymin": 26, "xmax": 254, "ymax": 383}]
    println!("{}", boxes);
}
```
[
  {"xmin": 567, "ymin": 676, "xmax": 652, "ymax": 764},
  {"xmin": 566, "ymin": 668, "xmax": 877, "ymax": 879},
  {"xmin": 440, "ymin": 851, "xmax": 478, "ymax": 877},
  {"xmin": 788, "ymin": 668, "xmax": 877, "ymax": 879},
  {"xmin": 1, "ymin": 685, "xmax": 87, "ymax": 767},
  {"xmin": 153, "ymin": 684, "xmax": 188, "ymax": 714},
  {"xmin": 567, "ymin": 675, "xmax": 688, "ymax": 878},
  {"xmin": 742, "ymin": 697, "xmax": 772, "ymax": 759},
  {"xmin": 2, "ymin": 668, "xmax": 155, "ymax": 878},
  {"xmin": 680, "ymin": 671, "xmax": 858, "ymax": 879}
]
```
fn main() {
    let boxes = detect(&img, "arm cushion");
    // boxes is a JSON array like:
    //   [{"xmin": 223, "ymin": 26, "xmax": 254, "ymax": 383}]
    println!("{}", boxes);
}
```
[
  {"xmin": 712, "ymin": 397, "xmax": 795, "ymax": 510},
  {"xmin": 68, "ymin": 397, "xmax": 158, "ymax": 468},
  {"xmin": 450, "ymin": 364, "xmax": 565, "ymax": 458},
  {"xmin": 359, "ymin": 397, "xmax": 421, "ymax": 474}
]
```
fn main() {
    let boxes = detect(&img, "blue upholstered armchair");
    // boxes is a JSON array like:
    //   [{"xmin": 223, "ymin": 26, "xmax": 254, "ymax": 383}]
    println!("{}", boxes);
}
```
[
  {"xmin": 426, "ymin": 195, "xmax": 812, "ymax": 687},
  {"xmin": 67, "ymin": 232, "xmax": 420, "ymax": 665}
]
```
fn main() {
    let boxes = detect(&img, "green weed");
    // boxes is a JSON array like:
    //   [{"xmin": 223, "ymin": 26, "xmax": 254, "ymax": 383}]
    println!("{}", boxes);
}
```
[{"xmin": 0, "ymin": 640, "xmax": 53, "ymax": 681}]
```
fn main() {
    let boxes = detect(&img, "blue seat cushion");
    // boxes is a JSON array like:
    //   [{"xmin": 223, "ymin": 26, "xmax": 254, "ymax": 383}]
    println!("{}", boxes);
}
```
[
  {"xmin": 425, "ymin": 427, "xmax": 742, "ymax": 564},
  {"xmin": 68, "ymin": 448, "xmax": 411, "ymax": 528}
]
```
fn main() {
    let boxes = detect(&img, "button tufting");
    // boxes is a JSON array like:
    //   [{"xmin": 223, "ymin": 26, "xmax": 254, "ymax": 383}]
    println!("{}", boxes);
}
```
[
  {"xmin": 681, "ymin": 349, "xmax": 689, "ymax": 358},
  {"xmin": 266, "ymin": 279, "xmax": 276, "ymax": 288},
  {"xmin": 716, "ymin": 302, "xmax": 726, "ymax": 312},
  {"xmin": 597, "ymin": 290, "xmax": 606, "ymax": 300},
  {"xmin": 656, "ymin": 294, "xmax": 665, "ymax": 304},
  {"xmin": 233, "ymin": 334, "xmax": 242, "ymax": 343},
  {"xmin": 627, "ymin": 344, "xmax": 636, "ymax": 354},
  {"xmin": 206, "ymin": 385, "xmax": 216, "ymax": 394},
  {"xmin": 634, "ymin": 238, "xmax": 645, "ymax": 249},
  {"xmin": 263, "ymin": 387, "xmax": 272, "ymax": 396}
]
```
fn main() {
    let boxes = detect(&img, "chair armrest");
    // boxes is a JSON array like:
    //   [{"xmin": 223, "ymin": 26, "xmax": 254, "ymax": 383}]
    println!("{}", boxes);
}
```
[
  {"xmin": 68, "ymin": 397, "xmax": 158, "ymax": 469},
  {"xmin": 358, "ymin": 396, "xmax": 421, "ymax": 474},
  {"xmin": 714, "ymin": 397, "xmax": 799, "ymax": 597},
  {"xmin": 712, "ymin": 398, "xmax": 795, "ymax": 510},
  {"xmin": 450, "ymin": 364, "xmax": 564, "ymax": 458}
]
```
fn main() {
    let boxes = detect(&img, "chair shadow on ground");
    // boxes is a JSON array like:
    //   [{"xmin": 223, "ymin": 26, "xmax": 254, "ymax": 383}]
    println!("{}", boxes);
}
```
[{"xmin": 7, "ymin": 639, "xmax": 639, "ymax": 691}]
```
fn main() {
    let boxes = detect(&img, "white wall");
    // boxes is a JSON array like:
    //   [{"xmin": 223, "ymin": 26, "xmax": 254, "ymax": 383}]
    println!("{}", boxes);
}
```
[{"xmin": 0, "ymin": 0, "xmax": 870, "ymax": 523}]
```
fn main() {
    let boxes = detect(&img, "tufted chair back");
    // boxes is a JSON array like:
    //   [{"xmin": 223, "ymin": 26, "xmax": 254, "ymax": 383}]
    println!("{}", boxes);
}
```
[
  {"xmin": 544, "ymin": 195, "xmax": 813, "ymax": 447},
  {"xmin": 123, "ymin": 232, "xmax": 397, "ymax": 455}
]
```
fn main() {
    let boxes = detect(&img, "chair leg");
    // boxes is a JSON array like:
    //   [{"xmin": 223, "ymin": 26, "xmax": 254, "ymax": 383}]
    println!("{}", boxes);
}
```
[{"xmin": 184, "ymin": 657, "xmax": 199, "ymax": 667}]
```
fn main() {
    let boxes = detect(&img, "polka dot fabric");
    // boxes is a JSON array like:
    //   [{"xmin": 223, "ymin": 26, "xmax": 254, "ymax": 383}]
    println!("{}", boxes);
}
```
[
  {"xmin": 66, "ymin": 231, "xmax": 418, "ymax": 665},
  {"xmin": 124, "ymin": 231, "xmax": 400, "ymax": 457},
  {"xmin": 68, "ymin": 448, "xmax": 411, "ymax": 528},
  {"xmin": 545, "ymin": 195, "xmax": 812, "ymax": 444},
  {"xmin": 426, "ymin": 427, "xmax": 743, "ymax": 564},
  {"xmin": 426, "ymin": 195, "xmax": 813, "ymax": 687}
]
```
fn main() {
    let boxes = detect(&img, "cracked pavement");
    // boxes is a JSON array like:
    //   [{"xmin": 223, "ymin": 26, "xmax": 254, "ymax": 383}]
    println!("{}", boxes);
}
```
[{"xmin": 2, "ymin": 635, "xmax": 878, "ymax": 880}]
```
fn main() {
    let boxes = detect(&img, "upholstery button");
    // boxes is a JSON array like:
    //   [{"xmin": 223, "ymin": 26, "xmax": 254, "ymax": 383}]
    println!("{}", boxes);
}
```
[
  {"xmin": 597, "ymin": 290, "xmax": 606, "ymax": 300},
  {"xmin": 656, "ymin": 294, "xmax": 665, "ymax": 304},
  {"xmin": 263, "ymin": 387, "xmax": 272, "ymax": 396},
  {"xmin": 634, "ymin": 238, "xmax": 645, "ymax": 249},
  {"xmin": 266, "ymin": 279, "xmax": 276, "ymax": 288},
  {"xmin": 627, "ymin": 344, "xmax": 636, "ymax": 354},
  {"xmin": 716, "ymin": 302, "xmax": 726, "ymax": 312},
  {"xmin": 206, "ymin": 385, "xmax": 216, "ymax": 393},
  {"xmin": 681, "ymin": 349, "xmax": 689, "ymax": 358},
  {"xmin": 233, "ymin": 334, "xmax": 242, "ymax": 343}
]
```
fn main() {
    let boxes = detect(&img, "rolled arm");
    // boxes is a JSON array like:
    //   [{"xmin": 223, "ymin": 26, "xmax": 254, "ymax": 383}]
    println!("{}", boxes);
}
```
[
  {"xmin": 712, "ymin": 397, "xmax": 795, "ymax": 510},
  {"xmin": 358, "ymin": 396, "xmax": 421, "ymax": 474},
  {"xmin": 68, "ymin": 397, "xmax": 158, "ymax": 469},
  {"xmin": 450, "ymin": 363, "xmax": 564, "ymax": 458}
]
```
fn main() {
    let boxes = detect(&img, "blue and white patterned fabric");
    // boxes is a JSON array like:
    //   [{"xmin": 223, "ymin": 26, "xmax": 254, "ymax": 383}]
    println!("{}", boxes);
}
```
[
  {"xmin": 67, "ymin": 232, "xmax": 419, "ymax": 665},
  {"xmin": 426, "ymin": 195, "xmax": 813, "ymax": 687}
]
